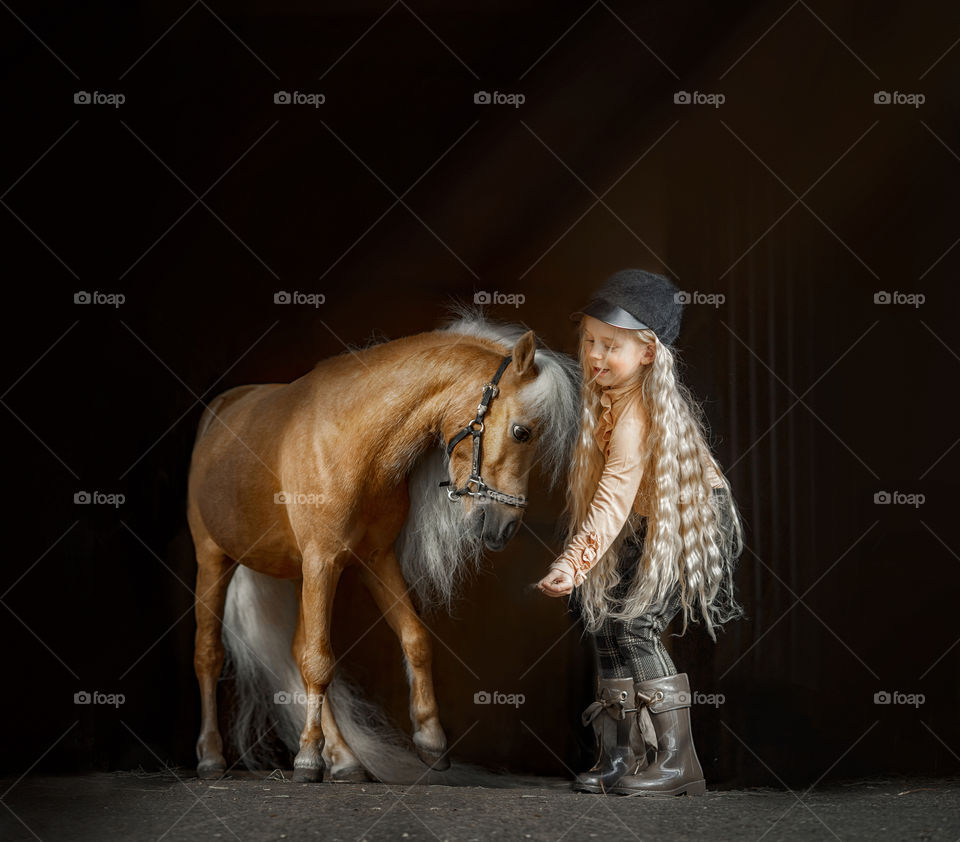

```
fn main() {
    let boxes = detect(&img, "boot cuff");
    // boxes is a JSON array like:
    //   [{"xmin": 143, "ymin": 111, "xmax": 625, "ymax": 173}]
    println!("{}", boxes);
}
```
[{"xmin": 633, "ymin": 672, "xmax": 693, "ymax": 713}]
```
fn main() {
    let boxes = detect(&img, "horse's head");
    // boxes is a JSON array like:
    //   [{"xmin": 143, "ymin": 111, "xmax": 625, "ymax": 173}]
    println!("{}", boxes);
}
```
[
  {"xmin": 397, "ymin": 312, "xmax": 580, "ymax": 609},
  {"xmin": 443, "ymin": 329, "xmax": 548, "ymax": 552}
]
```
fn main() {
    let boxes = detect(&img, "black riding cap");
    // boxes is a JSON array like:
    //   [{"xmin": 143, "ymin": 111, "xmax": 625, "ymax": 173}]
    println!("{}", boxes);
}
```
[{"xmin": 570, "ymin": 269, "xmax": 685, "ymax": 347}]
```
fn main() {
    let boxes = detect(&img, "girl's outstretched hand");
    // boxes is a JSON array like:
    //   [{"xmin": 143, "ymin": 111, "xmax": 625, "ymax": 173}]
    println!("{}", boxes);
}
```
[{"xmin": 537, "ymin": 566, "xmax": 574, "ymax": 597}]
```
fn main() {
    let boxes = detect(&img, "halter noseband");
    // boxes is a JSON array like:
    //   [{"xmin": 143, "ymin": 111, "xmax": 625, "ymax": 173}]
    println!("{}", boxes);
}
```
[{"xmin": 438, "ymin": 353, "xmax": 528, "ymax": 509}]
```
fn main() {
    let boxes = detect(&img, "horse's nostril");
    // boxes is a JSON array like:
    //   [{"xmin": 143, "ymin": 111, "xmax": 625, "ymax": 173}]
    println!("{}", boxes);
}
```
[{"xmin": 502, "ymin": 519, "xmax": 519, "ymax": 543}]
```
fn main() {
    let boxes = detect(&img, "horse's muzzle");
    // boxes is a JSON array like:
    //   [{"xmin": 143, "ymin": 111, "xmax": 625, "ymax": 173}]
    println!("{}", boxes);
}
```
[{"xmin": 479, "ymin": 507, "xmax": 522, "ymax": 552}]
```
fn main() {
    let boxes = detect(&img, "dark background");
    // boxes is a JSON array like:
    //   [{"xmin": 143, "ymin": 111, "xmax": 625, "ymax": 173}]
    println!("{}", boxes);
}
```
[{"xmin": 1, "ymin": 0, "xmax": 958, "ymax": 787}]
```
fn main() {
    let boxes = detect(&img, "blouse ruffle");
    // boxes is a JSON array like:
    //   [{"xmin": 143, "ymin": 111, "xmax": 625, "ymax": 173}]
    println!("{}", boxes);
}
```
[{"xmin": 594, "ymin": 378, "xmax": 643, "ymax": 458}]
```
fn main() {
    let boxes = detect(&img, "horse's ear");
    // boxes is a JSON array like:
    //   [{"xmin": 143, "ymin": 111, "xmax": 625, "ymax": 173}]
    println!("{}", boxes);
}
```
[{"xmin": 511, "ymin": 330, "xmax": 537, "ymax": 376}]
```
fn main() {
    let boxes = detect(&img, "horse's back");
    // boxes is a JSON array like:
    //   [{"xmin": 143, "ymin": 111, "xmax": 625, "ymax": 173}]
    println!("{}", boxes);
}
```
[{"xmin": 195, "ymin": 383, "xmax": 279, "ymax": 442}]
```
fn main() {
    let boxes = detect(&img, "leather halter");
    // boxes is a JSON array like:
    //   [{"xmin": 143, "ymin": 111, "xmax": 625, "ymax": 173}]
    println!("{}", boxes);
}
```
[{"xmin": 438, "ymin": 353, "xmax": 528, "ymax": 509}]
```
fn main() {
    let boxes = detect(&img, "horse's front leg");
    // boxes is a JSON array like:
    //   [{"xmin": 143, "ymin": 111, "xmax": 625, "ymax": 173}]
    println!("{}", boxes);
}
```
[
  {"xmin": 292, "ymin": 546, "xmax": 345, "ymax": 782},
  {"xmin": 360, "ymin": 548, "xmax": 449, "ymax": 770}
]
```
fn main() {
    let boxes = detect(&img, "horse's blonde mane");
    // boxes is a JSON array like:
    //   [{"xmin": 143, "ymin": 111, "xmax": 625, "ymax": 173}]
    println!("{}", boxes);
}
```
[{"xmin": 394, "ymin": 303, "xmax": 581, "ymax": 612}]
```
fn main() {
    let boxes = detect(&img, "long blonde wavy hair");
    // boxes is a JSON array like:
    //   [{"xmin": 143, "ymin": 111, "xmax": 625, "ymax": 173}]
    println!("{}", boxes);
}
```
[{"xmin": 564, "ymin": 322, "xmax": 746, "ymax": 641}]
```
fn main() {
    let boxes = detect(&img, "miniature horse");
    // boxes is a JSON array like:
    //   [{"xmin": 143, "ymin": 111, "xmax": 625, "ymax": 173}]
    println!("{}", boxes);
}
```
[{"xmin": 187, "ymin": 313, "xmax": 579, "ymax": 781}]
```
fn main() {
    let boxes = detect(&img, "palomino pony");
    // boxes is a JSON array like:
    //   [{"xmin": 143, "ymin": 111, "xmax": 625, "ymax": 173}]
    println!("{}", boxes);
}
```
[{"xmin": 187, "ymin": 310, "xmax": 579, "ymax": 782}]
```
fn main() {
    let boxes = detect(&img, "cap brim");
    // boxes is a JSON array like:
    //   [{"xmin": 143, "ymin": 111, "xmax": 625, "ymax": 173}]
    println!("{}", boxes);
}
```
[{"xmin": 569, "ymin": 299, "xmax": 650, "ymax": 331}]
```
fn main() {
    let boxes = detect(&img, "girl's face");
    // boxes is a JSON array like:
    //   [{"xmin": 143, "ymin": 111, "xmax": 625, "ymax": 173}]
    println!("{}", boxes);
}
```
[{"xmin": 582, "ymin": 314, "xmax": 654, "ymax": 387}]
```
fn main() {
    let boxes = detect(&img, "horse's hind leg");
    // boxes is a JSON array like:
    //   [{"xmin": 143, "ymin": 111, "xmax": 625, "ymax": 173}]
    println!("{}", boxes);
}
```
[
  {"xmin": 192, "ymin": 540, "xmax": 237, "ymax": 779},
  {"xmin": 320, "ymin": 701, "xmax": 369, "ymax": 781}
]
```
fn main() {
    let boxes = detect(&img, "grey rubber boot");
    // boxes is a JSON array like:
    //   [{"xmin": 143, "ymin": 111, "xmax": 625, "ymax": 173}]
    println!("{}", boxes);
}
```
[
  {"xmin": 573, "ymin": 677, "xmax": 644, "ymax": 793},
  {"xmin": 612, "ymin": 672, "xmax": 707, "ymax": 797}
]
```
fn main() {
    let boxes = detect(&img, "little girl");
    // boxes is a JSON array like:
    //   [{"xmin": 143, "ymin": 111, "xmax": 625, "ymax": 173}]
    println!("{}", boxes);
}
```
[{"xmin": 537, "ymin": 269, "xmax": 745, "ymax": 797}]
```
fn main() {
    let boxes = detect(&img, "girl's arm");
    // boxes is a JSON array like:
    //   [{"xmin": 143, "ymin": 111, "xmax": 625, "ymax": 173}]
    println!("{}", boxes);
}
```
[{"xmin": 548, "ymin": 407, "xmax": 647, "ymax": 587}]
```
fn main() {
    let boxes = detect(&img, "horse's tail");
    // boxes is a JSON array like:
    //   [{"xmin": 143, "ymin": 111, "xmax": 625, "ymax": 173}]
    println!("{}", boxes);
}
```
[{"xmin": 222, "ymin": 565, "xmax": 553, "ymax": 786}]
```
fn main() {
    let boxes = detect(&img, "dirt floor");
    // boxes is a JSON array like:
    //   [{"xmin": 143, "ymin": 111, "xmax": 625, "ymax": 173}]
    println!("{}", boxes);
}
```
[{"xmin": 1, "ymin": 771, "xmax": 958, "ymax": 841}]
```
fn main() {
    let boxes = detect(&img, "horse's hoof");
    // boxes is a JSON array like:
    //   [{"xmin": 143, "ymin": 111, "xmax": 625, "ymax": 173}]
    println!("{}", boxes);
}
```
[
  {"xmin": 292, "ymin": 764, "xmax": 325, "ymax": 783},
  {"xmin": 415, "ymin": 745, "xmax": 450, "ymax": 771},
  {"xmin": 197, "ymin": 759, "xmax": 226, "ymax": 780},
  {"xmin": 330, "ymin": 764, "xmax": 371, "ymax": 782}
]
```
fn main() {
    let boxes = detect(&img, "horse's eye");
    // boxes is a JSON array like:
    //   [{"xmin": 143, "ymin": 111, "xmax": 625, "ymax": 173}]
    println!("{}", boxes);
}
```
[{"xmin": 512, "ymin": 424, "xmax": 532, "ymax": 443}]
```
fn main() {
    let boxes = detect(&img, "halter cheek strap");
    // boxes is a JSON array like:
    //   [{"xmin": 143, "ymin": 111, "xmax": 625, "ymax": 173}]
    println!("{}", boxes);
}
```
[{"xmin": 438, "ymin": 354, "xmax": 529, "ymax": 509}]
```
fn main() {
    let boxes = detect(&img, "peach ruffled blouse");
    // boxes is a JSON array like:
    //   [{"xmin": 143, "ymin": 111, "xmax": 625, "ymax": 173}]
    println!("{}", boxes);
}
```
[{"xmin": 551, "ymin": 378, "xmax": 721, "ymax": 586}]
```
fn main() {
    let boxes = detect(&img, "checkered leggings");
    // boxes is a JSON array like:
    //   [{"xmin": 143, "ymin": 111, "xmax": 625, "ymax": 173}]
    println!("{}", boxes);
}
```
[
  {"xmin": 589, "ymin": 487, "xmax": 733, "ymax": 681},
  {"xmin": 591, "ymin": 518, "xmax": 683, "ymax": 681}
]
